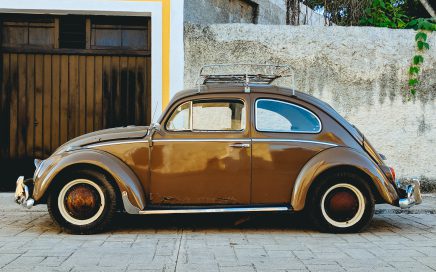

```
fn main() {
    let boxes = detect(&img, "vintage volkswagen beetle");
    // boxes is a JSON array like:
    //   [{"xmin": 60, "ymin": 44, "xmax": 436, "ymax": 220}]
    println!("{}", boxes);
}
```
[{"xmin": 15, "ymin": 65, "xmax": 422, "ymax": 234}]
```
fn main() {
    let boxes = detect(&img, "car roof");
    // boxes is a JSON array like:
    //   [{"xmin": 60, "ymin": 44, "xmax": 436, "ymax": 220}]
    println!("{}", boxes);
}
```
[
  {"xmin": 170, "ymin": 83, "xmax": 328, "ymax": 110},
  {"xmin": 166, "ymin": 83, "xmax": 363, "ymax": 144}
]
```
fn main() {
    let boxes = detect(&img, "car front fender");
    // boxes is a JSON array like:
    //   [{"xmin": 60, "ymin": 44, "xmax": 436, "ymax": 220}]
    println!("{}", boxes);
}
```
[
  {"xmin": 291, "ymin": 146, "xmax": 399, "ymax": 211},
  {"xmin": 33, "ymin": 149, "xmax": 146, "ymax": 211}
]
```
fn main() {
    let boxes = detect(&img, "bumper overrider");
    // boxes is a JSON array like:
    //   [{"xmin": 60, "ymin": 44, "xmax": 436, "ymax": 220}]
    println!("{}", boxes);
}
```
[
  {"xmin": 396, "ymin": 178, "xmax": 423, "ymax": 209},
  {"xmin": 14, "ymin": 176, "xmax": 35, "ymax": 209}
]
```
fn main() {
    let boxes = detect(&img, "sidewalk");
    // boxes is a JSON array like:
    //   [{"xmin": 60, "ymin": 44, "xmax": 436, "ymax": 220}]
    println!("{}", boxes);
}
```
[{"xmin": 1, "ymin": 193, "xmax": 436, "ymax": 272}]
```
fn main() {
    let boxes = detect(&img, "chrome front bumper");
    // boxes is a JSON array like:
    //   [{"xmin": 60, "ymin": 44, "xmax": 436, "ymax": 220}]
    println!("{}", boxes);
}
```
[
  {"xmin": 14, "ymin": 176, "xmax": 35, "ymax": 209},
  {"xmin": 397, "ymin": 179, "xmax": 422, "ymax": 209}
]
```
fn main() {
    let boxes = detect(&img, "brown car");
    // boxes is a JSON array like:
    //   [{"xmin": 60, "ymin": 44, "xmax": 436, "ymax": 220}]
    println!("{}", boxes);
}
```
[{"xmin": 15, "ymin": 65, "xmax": 422, "ymax": 234}]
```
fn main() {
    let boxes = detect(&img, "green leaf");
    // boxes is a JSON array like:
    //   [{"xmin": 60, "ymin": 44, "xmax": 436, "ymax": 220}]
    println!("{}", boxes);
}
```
[
  {"xmin": 409, "ymin": 66, "xmax": 420, "ymax": 75},
  {"xmin": 413, "ymin": 55, "xmax": 424, "ymax": 65},
  {"xmin": 423, "ymin": 42, "xmax": 430, "ymax": 50},
  {"xmin": 409, "ymin": 79, "xmax": 419, "ymax": 86},
  {"xmin": 415, "ymin": 32, "xmax": 427, "ymax": 42},
  {"xmin": 408, "ymin": 19, "xmax": 418, "ymax": 27},
  {"xmin": 410, "ymin": 89, "xmax": 416, "ymax": 95}
]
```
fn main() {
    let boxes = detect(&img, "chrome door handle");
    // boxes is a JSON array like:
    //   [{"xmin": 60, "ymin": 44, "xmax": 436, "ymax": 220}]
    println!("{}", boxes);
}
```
[{"xmin": 229, "ymin": 143, "xmax": 250, "ymax": 148}]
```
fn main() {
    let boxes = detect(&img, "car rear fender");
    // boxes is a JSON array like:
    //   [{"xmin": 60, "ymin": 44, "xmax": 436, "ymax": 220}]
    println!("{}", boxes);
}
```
[
  {"xmin": 291, "ymin": 146, "xmax": 399, "ymax": 211},
  {"xmin": 33, "ymin": 149, "xmax": 146, "ymax": 211}
]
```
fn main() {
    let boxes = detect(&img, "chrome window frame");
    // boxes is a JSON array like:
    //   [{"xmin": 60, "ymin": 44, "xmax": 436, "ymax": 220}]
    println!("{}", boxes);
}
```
[
  {"xmin": 255, "ymin": 98, "xmax": 322, "ymax": 134},
  {"xmin": 165, "ymin": 98, "xmax": 247, "ymax": 133}
]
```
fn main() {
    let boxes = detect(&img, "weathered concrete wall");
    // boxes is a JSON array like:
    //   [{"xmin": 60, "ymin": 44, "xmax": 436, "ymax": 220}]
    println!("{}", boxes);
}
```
[
  {"xmin": 254, "ymin": 0, "xmax": 286, "ymax": 25},
  {"xmin": 184, "ymin": 24, "xmax": 436, "ymax": 190},
  {"xmin": 184, "ymin": 0, "xmax": 257, "ymax": 24},
  {"xmin": 184, "ymin": 0, "xmax": 326, "ymax": 26}
]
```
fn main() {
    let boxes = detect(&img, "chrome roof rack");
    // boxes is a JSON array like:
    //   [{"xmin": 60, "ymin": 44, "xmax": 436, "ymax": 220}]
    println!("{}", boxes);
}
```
[{"xmin": 197, "ymin": 63, "xmax": 295, "ymax": 94}]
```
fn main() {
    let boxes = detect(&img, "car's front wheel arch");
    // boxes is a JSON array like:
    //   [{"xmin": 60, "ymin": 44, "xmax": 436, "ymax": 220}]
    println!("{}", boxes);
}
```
[{"xmin": 46, "ymin": 164, "xmax": 123, "ymax": 210}]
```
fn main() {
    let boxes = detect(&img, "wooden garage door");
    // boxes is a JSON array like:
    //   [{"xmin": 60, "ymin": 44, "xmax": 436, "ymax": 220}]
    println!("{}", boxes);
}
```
[
  {"xmin": 0, "ymin": 14, "xmax": 151, "ymax": 190},
  {"xmin": 0, "ymin": 53, "xmax": 150, "ymax": 160}
]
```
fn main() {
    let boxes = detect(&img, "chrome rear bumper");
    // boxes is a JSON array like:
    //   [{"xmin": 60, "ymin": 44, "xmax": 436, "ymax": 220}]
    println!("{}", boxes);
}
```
[
  {"xmin": 14, "ymin": 176, "xmax": 35, "ymax": 209},
  {"xmin": 397, "ymin": 179, "xmax": 422, "ymax": 209}
]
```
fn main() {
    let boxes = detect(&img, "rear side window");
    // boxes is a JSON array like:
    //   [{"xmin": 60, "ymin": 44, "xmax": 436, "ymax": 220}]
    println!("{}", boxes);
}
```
[
  {"xmin": 255, "ymin": 99, "xmax": 321, "ymax": 133},
  {"xmin": 166, "ymin": 100, "xmax": 246, "ymax": 132}
]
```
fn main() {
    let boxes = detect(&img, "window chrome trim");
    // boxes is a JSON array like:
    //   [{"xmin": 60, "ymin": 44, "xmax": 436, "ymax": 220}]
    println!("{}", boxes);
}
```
[
  {"xmin": 252, "ymin": 138, "xmax": 337, "ymax": 147},
  {"xmin": 85, "ymin": 140, "xmax": 148, "ymax": 148},
  {"xmin": 165, "ymin": 98, "xmax": 247, "ymax": 133},
  {"xmin": 153, "ymin": 138, "xmax": 251, "ymax": 143},
  {"xmin": 255, "ymin": 98, "xmax": 322, "ymax": 134}
]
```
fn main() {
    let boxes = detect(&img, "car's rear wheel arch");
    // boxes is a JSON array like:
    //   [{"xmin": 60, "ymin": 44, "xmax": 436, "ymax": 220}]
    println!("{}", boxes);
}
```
[{"xmin": 306, "ymin": 165, "xmax": 382, "ymax": 208}]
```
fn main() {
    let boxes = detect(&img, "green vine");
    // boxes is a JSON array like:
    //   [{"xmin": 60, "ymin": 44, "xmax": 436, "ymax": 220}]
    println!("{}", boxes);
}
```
[
  {"xmin": 360, "ymin": 0, "xmax": 435, "ymax": 96},
  {"xmin": 407, "ymin": 18, "xmax": 435, "ymax": 96}
]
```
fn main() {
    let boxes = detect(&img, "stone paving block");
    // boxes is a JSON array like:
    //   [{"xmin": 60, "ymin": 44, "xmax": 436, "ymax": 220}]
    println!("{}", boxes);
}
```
[
  {"xmin": 175, "ymin": 262, "xmax": 219, "ymax": 272},
  {"xmin": 253, "ymin": 257, "xmax": 306, "ymax": 270},
  {"xmin": 291, "ymin": 250, "xmax": 315, "ymax": 260},
  {"xmin": 0, "ymin": 253, "xmax": 20, "ymax": 267},
  {"xmin": 344, "ymin": 248, "xmax": 376, "ymax": 259},
  {"xmin": 39, "ymin": 256, "xmax": 70, "ymax": 267},
  {"xmin": 218, "ymin": 265, "xmax": 255, "ymax": 272},
  {"xmin": 305, "ymin": 264, "xmax": 345, "ymax": 271},
  {"xmin": 3, "ymin": 256, "xmax": 45, "ymax": 268}
]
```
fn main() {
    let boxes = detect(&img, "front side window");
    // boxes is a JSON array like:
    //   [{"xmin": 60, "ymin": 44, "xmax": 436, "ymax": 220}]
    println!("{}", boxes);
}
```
[
  {"xmin": 256, "ymin": 99, "xmax": 321, "ymax": 133},
  {"xmin": 166, "ymin": 100, "xmax": 246, "ymax": 132}
]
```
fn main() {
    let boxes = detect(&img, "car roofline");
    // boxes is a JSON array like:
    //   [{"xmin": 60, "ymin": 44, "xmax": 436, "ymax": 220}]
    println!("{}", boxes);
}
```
[{"xmin": 160, "ymin": 84, "xmax": 364, "ymax": 145}]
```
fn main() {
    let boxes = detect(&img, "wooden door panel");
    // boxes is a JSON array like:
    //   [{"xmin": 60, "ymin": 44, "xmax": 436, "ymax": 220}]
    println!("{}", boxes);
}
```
[{"xmin": 0, "ymin": 52, "xmax": 151, "ymax": 160}]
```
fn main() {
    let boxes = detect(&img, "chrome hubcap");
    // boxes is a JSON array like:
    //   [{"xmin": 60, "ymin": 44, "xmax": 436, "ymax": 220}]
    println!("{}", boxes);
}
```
[
  {"xmin": 58, "ymin": 179, "xmax": 105, "ymax": 226},
  {"xmin": 64, "ymin": 184, "xmax": 101, "ymax": 220}
]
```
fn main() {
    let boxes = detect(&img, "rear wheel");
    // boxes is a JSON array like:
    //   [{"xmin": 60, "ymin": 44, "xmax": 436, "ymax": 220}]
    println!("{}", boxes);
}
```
[
  {"xmin": 308, "ymin": 172, "xmax": 375, "ymax": 233},
  {"xmin": 47, "ymin": 169, "xmax": 117, "ymax": 234}
]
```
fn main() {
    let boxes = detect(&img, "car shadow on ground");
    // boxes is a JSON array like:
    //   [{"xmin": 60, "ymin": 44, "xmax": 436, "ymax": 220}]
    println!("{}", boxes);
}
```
[
  {"xmin": 106, "ymin": 212, "xmax": 317, "ymax": 232},
  {"xmin": 5, "ymin": 209, "xmax": 403, "ymax": 234}
]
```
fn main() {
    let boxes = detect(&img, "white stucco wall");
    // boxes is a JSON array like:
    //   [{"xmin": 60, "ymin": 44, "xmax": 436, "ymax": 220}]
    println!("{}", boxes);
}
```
[{"xmin": 184, "ymin": 24, "xmax": 436, "ymax": 190}]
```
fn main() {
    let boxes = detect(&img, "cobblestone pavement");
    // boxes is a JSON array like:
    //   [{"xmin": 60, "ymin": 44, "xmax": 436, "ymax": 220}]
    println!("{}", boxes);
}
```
[{"xmin": 0, "ymin": 194, "xmax": 436, "ymax": 272}]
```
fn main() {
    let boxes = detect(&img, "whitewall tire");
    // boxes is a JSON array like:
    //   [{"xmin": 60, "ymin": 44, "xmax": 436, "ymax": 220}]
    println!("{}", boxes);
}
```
[
  {"xmin": 308, "ymin": 172, "xmax": 375, "ymax": 233},
  {"xmin": 47, "ymin": 169, "xmax": 117, "ymax": 234}
]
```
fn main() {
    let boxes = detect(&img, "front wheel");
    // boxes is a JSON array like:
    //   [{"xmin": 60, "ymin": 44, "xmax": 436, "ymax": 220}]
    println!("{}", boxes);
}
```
[
  {"xmin": 47, "ymin": 169, "xmax": 117, "ymax": 234},
  {"xmin": 307, "ymin": 172, "xmax": 375, "ymax": 233}
]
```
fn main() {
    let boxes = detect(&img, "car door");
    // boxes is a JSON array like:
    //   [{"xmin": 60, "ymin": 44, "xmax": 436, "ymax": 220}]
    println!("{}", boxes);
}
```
[
  {"xmin": 250, "ymin": 94, "xmax": 333, "ymax": 205},
  {"xmin": 149, "ymin": 94, "xmax": 251, "ymax": 205}
]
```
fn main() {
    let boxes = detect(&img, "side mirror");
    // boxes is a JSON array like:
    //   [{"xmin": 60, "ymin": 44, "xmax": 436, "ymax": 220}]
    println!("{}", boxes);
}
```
[
  {"xmin": 151, "ymin": 122, "xmax": 161, "ymax": 131},
  {"xmin": 149, "ymin": 123, "xmax": 162, "ymax": 137}
]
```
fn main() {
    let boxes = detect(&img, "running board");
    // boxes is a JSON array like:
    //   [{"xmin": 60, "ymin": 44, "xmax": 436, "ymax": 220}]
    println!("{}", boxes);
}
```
[
  {"xmin": 138, "ymin": 206, "xmax": 290, "ymax": 215},
  {"xmin": 121, "ymin": 191, "xmax": 291, "ymax": 215}
]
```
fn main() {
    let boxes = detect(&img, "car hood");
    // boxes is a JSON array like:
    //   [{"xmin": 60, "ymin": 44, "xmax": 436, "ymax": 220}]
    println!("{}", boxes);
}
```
[{"xmin": 54, "ymin": 126, "xmax": 149, "ymax": 154}]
